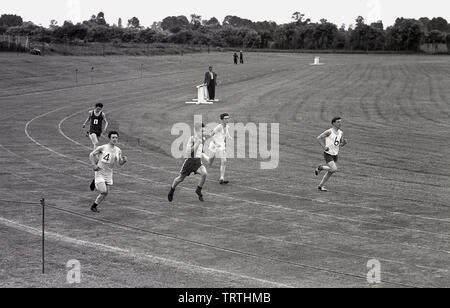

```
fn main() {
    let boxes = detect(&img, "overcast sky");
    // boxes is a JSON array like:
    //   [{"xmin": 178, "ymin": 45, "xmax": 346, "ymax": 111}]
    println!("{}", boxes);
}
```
[{"xmin": 2, "ymin": 0, "xmax": 449, "ymax": 28}]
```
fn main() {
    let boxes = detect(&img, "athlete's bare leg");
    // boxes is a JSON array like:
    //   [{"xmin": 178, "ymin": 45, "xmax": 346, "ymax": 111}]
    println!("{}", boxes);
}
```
[
  {"xmin": 195, "ymin": 166, "xmax": 207, "ymax": 202},
  {"xmin": 171, "ymin": 175, "xmax": 186, "ymax": 190},
  {"xmin": 320, "ymin": 165, "xmax": 332, "ymax": 172},
  {"xmin": 319, "ymin": 161, "xmax": 338, "ymax": 189},
  {"xmin": 219, "ymin": 157, "xmax": 227, "ymax": 181},
  {"xmin": 91, "ymin": 182, "xmax": 109, "ymax": 212},
  {"xmin": 168, "ymin": 175, "xmax": 186, "ymax": 202},
  {"xmin": 206, "ymin": 153, "xmax": 215, "ymax": 166},
  {"xmin": 89, "ymin": 133, "xmax": 99, "ymax": 150},
  {"xmin": 197, "ymin": 165, "xmax": 207, "ymax": 188},
  {"xmin": 88, "ymin": 133, "xmax": 100, "ymax": 191}
]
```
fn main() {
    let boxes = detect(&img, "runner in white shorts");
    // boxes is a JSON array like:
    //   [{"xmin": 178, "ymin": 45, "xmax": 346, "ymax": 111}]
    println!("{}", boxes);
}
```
[
  {"xmin": 205, "ymin": 113, "xmax": 232, "ymax": 184},
  {"xmin": 89, "ymin": 131, "xmax": 127, "ymax": 213}
]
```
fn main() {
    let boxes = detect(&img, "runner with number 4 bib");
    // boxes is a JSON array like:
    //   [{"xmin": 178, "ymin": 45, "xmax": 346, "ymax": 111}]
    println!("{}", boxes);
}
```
[
  {"xmin": 315, "ymin": 117, "xmax": 348, "ymax": 192},
  {"xmin": 89, "ymin": 131, "xmax": 127, "ymax": 213}
]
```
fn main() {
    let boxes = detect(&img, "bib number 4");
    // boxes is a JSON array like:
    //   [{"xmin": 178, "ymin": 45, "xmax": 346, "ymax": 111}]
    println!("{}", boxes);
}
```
[{"xmin": 103, "ymin": 154, "xmax": 110, "ymax": 162}]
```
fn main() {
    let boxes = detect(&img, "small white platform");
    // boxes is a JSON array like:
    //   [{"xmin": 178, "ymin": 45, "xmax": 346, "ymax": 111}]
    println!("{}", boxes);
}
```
[
  {"xmin": 186, "ymin": 84, "xmax": 219, "ymax": 105},
  {"xmin": 310, "ymin": 56, "xmax": 325, "ymax": 66}
]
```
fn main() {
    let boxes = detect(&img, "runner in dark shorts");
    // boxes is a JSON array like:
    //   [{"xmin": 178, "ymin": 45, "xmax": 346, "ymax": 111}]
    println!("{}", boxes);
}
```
[
  {"xmin": 168, "ymin": 123, "xmax": 208, "ymax": 202},
  {"xmin": 83, "ymin": 103, "xmax": 109, "ymax": 191},
  {"xmin": 180, "ymin": 158, "xmax": 203, "ymax": 177},
  {"xmin": 315, "ymin": 117, "xmax": 348, "ymax": 192},
  {"xmin": 324, "ymin": 152, "xmax": 338, "ymax": 163},
  {"xmin": 82, "ymin": 103, "xmax": 109, "ymax": 150}
]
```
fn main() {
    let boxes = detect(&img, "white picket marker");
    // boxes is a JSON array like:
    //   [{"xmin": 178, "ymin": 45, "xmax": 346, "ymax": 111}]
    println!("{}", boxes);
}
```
[
  {"xmin": 310, "ymin": 56, "xmax": 325, "ymax": 66},
  {"xmin": 186, "ymin": 84, "xmax": 218, "ymax": 105}
]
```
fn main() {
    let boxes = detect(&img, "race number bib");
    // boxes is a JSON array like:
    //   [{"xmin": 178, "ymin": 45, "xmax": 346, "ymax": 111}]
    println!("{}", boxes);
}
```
[
  {"xmin": 334, "ymin": 137, "xmax": 340, "ymax": 146},
  {"xmin": 101, "ymin": 153, "xmax": 111, "ymax": 164}
]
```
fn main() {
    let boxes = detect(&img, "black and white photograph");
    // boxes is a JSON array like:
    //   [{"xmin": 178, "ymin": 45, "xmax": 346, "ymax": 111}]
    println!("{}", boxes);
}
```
[{"xmin": 0, "ymin": 0, "xmax": 449, "ymax": 292}]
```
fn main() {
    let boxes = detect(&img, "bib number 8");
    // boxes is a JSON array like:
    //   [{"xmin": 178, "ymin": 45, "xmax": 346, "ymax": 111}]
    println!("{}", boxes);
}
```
[{"xmin": 93, "ymin": 119, "xmax": 99, "ymax": 125}]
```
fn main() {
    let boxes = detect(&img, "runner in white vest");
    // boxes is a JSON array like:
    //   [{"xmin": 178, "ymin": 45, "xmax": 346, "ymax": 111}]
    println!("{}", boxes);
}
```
[
  {"xmin": 89, "ymin": 131, "xmax": 127, "ymax": 213},
  {"xmin": 205, "ymin": 113, "xmax": 232, "ymax": 184},
  {"xmin": 315, "ymin": 117, "xmax": 348, "ymax": 192}
]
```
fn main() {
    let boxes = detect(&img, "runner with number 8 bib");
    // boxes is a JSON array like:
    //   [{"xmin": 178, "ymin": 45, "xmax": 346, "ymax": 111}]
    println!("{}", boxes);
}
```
[
  {"xmin": 83, "ymin": 103, "xmax": 109, "ymax": 191},
  {"xmin": 82, "ymin": 103, "xmax": 109, "ymax": 150}
]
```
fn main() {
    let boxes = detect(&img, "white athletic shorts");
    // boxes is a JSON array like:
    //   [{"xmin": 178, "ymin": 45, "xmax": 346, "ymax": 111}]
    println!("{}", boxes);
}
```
[
  {"xmin": 95, "ymin": 171, "xmax": 113, "ymax": 186},
  {"xmin": 209, "ymin": 141, "xmax": 226, "ymax": 158}
]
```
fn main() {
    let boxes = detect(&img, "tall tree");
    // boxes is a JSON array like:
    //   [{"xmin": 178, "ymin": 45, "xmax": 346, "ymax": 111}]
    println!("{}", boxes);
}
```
[
  {"xmin": 370, "ymin": 20, "xmax": 384, "ymax": 31},
  {"xmin": 426, "ymin": 30, "xmax": 446, "ymax": 44},
  {"xmin": 419, "ymin": 17, "xmax": 431, "ymax": 32},
  {"xmin": 356, "ymin": 16, "xmax": 365, "ymax": 27},
  {"xmin": 429, "ymin": 17, "xmax": 448, "ymax": 32},
  {"xmin": 96, "ymin": 12, "xmax": 107, "ymax": 26},
  {"xmin": 0, "ymin": 14, "xmax": 23, "ymax": 27},
  {"xmin": 291, "ymin": 12, "xmax": 310, "ymax": 25},
  {"xmin": 151, "ymin": 21, "xmax": 162, "ymax": 31},
  {"xmin": 128, "ymin": 17, "xmax": 140, "ymax": 29},
  {"xmin": 161, "ymin": 16, "xmax": 189, "ymax": 33},
  {"xmin": 49, "ymin": 20, "xmax": 58, "ymax": 29},
  {"xmin": 190, "ymin": 14, "xmax": 202, "ymax": 30},
  {"xmin": 205, "ymin": 17, "xmax": 220, "ymax": 26},
  {"xmin": 386, "ymin": 18, "xmax": 423, "ymax": 51},
  {"xmin": 292, "ymin": 12, "xmax": 304, "ymax": 22},
  {"xmin": 223, "ymin": 15, "xmax": 253, "ymax": 28}
]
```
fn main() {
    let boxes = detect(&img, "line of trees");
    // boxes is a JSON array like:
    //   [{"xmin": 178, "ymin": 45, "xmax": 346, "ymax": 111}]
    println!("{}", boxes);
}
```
[{"xmin": 1, "ymin": 12, "xmax": 450, "ymax": 51}]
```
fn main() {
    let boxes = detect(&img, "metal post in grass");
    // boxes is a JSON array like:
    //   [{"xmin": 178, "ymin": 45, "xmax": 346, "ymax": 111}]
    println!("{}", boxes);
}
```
[
  {"xmin": 91, "ymin": 67, "xmax": 94, "ymax": 84},
  {"xmin": 40, "ymin": 198, "xmax": 45, "ymax": 274},
  {"xmin": 75, "ymin": 69, "xmax": 78, "ymax": 86}
]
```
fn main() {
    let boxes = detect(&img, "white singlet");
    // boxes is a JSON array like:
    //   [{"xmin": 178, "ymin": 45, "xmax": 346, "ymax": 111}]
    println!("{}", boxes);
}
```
[{"xmin": 324, "ymin": 128, "xmax": 343, "ymax": 156}]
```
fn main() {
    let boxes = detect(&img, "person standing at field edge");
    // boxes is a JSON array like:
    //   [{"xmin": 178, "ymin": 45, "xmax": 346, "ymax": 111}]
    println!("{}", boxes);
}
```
[
  {"xmin": 233, "ymin": 52, "xmax": 239, "ymax": 64},
  {"xmin": 204, "ymin": 66, "xmax": 217, "ymax": 101}
]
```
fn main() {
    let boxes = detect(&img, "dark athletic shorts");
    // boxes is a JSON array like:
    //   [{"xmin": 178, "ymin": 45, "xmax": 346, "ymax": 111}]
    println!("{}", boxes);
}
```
[
  {"xmin": 324, "ymin": 152, "xmax": 338, "ymax": 163},
  {"xmin": 180, "ymin": 158, "xmax": 203, "ymax": 177}
]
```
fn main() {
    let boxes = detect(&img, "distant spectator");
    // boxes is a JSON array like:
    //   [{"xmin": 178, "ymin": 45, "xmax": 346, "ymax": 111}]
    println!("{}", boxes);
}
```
[
  {"xmin": 240, "ymin": 50, "xmax": 244, "ymax": 64},
  {"xmin": 233, "ymin": 52, "xmax": 238, "ymax": 64},
  {"xmin": 204, "ymin": 66, "xmax": 217, "ymax": 101}
]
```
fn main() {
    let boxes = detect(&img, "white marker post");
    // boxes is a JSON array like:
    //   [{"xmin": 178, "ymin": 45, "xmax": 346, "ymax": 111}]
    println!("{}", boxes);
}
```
[
  {"xmin": 310, "ymin": 56, "xmax": 325, "ymax": 66},
  {"xmin": 186, "ymin": 84, "xmax": 217, "ymax": 105}
]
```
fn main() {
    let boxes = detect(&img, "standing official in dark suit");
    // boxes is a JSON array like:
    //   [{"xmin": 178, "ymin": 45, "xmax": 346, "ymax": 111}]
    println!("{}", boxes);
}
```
[{"xmin": 204, "ymin": 66, "xmax": 217, "ymax": 101}]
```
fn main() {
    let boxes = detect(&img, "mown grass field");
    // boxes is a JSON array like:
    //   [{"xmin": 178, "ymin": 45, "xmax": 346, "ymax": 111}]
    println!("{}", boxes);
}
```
[{"xmin": 0, "ymin": 52, "xmax": 449, "ymax": 288}]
